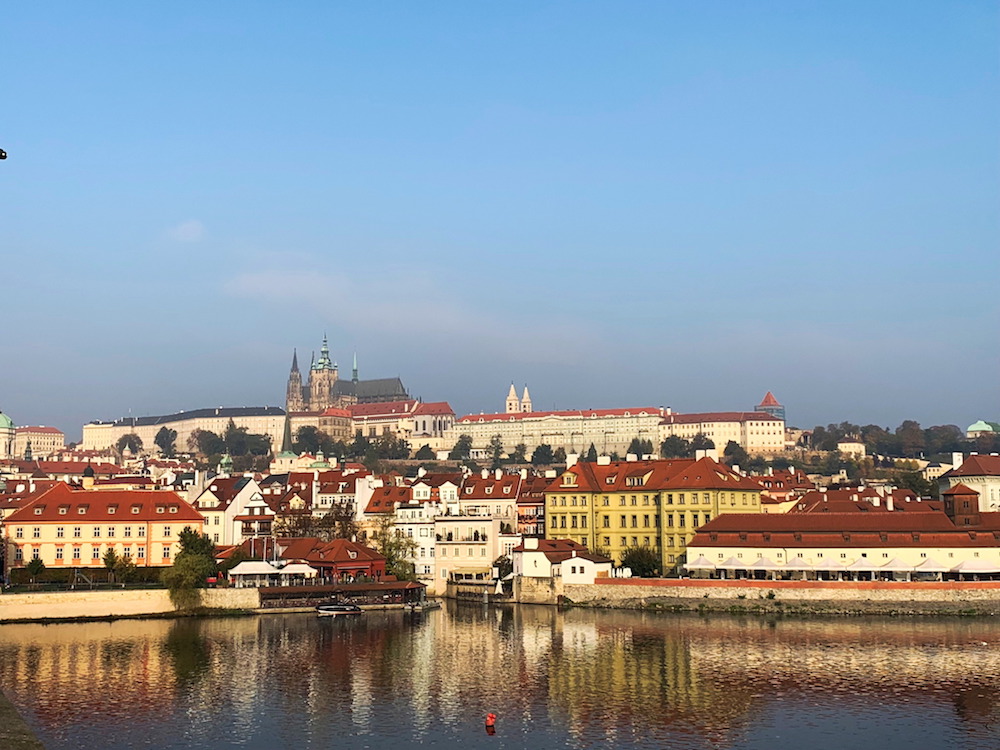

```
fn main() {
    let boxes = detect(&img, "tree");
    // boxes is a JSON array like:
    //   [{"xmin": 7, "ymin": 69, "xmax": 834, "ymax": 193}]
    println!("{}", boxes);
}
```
[
  {"xmin": 178, "ymin": 527, "xmax": 216, "ymax": 558},
  {"xmin": 619, "ymin": 546, "xmax": 659, "ymax": 577},
  {"xmin": 415, "ymin": 444, "xmax": 435, "ymax": 460},
  {"xmin": 162, "ymin": 526, "xmax": 217, "ymax": 610},
  {"xmin": 116, "ymin": 433, "xmax": 143, "ymax": 456},
  {"xmin": 189, "ymin": 429, "xmax": 225, "ymax": 458},
  {"xmin": 895, "ymin": 420, "xmax": 926, "ymax": 458},
  {"xmin": 689, "ymin": 433, "xmax": 715, "ymax": 452},
  {"xmin": 531, "ymin": 444, "xmax": 554, "ymax": 466},
  {"xmin": 371, "ymin": 516, "xmax": 417, "ymax": 582},
  {"xmin": 114, "ymin": 554, "xmax": 137, "ymax": 583},
  {"xmin": 510, "ymin": 443, "xmax": 527, "ymax": 464},
  {"xmin": 584, "ymin": 443, "xmax": 598, "ymax": 463},
  {"xmin": 627, "ymin": 437, "xmax": 654, "ymax": 457},
  {"xmin": 723, "ymin": 441, "xmax": 749, "ymax": 467},
  {"xmin": 293, "ymin": 425, "xmax": 324, "ymax": 454},
  {"xmin": 25, "ymin": 557, "xmax": 45, "ymax": 584},
  {"xmin": 349, "ymin": 430, "xmax": 371, "ymax": 458},
  {"xmin": 660, "ymin": 436, "xmax": 691, "ymax": 459},
  {"xmin": 488, "ymin": 434, "xmax": 505, "ymax": 471},
  {"xmin": 155, "ymin": 427, "xmax": 177, "ymax": 457},
  {"xmin": 553, "ymin": 447, "xmax": 567, "ymax": 464},
  {"xmin": 493, "ymin": 555, "xmax": 513, "ymax": 579},
  {"xmin": 448, "ymin": 434, "xmax": 473, "ymax": 461},
  {"xmin": 103, "ymin": 548, "xmax": 120, "ymax": 583}
]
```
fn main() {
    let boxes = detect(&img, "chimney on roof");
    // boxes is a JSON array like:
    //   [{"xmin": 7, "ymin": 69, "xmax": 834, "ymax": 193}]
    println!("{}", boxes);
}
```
[
  {"xmin": 887, "ymin": 494, "xmax": 894, "ymax": 512},
  {"xmin": 571, "ymin": 550, "xmax": 577, "ymax": 558},
  {"xmin": 520, "ymin": 468, "xmax": 527, "ymax": 479},
  {"xmin": 598, "ymin": 455, "xmax": 612, "ymax": 465},
  {"xmin": 566, "ymin": 453, "xmax": 579, "ymax": 469},
  {"xmin": 525, "ymin": 537, "xmax": 539, "ymax": 550},
  {"xmin": 625, "ymin": 454, "xmax": 637, "ymax": 462},
  {"xmin": 952, "ymin": 452, "xmax": 964, "ymax": 468},
  {"xmin": 481, "ymin": 469, "xmax": 488, "ymax": 479},
  {"xmin": 495, "ymin": 468, "xmax": 502, "ymax": 480}
]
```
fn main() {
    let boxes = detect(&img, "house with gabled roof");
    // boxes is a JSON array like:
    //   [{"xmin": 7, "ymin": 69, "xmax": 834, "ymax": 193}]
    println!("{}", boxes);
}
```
[
  {"xmin": 940, "ymin": 454, "xmax": 1000, "ymax": 512},
  {"xmin": 193, "ymin": 475, "xmax": 265, "ymax": 546}
]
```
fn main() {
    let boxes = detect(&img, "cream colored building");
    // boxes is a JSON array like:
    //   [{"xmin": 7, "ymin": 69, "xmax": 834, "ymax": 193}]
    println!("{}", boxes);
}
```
[
  {"xmin": 3, "ymin": 483, "xmax": 204, "ymax": 571},
  {"xmin": 659, "ymin": 411, "xmax": 785, "ymax": 453},
  {"xmin": 82, "ymin": 407, "xmax": 286, "ymax": 454},
  {"xmin": 14, "ymin": 426, "xmax": 66, "ymax": 459},
  {"xmin": 449, "ymin": 407, "xmax": 665, "ymax": 457},
  {"xmin": 687, "ymin": 512, "xmax": 1000, "ymax": 579}
]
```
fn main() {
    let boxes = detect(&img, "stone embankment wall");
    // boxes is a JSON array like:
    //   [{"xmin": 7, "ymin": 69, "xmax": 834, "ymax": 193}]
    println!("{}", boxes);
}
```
[
  {"xmin": 0, "ymin": 588, "xmax": 260, "ymax": 622},
  {"xmin": 515, "ymin": 576, "xmax": 1000, "ymax": 614}
]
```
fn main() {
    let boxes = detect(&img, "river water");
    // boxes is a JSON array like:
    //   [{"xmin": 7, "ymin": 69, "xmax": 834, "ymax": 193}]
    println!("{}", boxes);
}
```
[{"xmin": 1, "ymin": 603, "xmax": 998, "ymax": 749}]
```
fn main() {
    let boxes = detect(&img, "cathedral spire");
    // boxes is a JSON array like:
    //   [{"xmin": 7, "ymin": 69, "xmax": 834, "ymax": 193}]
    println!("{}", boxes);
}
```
[
  {"xmin": 506, "ymin": 383, "xmax": 521, "ymax": 414},
  {"xmin": 290, "ymin": 348, "xmax": 299, "ymax": 373},
  {"xmin": 352, "ymin": 352, "xmax": 359, "ymax": 383}
]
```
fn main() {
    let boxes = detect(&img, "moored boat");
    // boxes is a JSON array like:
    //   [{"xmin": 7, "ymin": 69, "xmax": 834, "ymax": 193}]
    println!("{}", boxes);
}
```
[{"xmin": 316, "ymin": 602, "xmax": 363, "ymax": 617}]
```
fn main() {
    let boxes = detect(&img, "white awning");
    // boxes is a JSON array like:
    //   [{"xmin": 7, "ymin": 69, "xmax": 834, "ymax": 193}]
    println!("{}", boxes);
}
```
[
  {"xmin": 784, "ymin": 556, "xmax": 813, "ymax": 570},
  {"xmin": 684, "ymin": 555, "xmax": 717, "ymax": 571},
  {"xmin": 845, "ymin": 558, "xmax": 880, "ymax": 572},
  {"xmin": 952, "ymin": 559, "xmax": 1000, "ymax": 574},
  {"xmin": 880, "ymin": 557, "xmax": 914, "ymax": 572},
  {"xmin": 718, "ymin": 557, "xmax": 745, "ymax": 569},
  {"xmin": 747, "ymin": 557, "xmax": 782, "ymax": 571},
  {"xmin": 229, "ymin": 561, "xmax": 282, "ymax": 576},
  {"xmin": 280, "ymin": 563, "xmax": 317, "ymax": 577},
  {"xmin": 913, "ymin": 557, "xmax": 950, "ymax": 573}
]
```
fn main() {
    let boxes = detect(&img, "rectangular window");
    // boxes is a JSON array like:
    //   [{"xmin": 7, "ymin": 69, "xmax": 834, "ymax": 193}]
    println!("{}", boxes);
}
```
[
  {"xmin": 15, "ymin": 528, "xmax": 22, "ymax": 539},
  {"xmin": 72, "ymin": 547, "xmax": 81, "ymax": 560},
  {"xmin": 56, "ymin": 527, "xmax": 64, "ymax": 538},
  {"xmin": 92, "ymin": 547, "xmax": 101, "ymax": 560},
  {"xmin": 107, "ymin": 527, "xmax": 115, "ymax": 538},
  {"xmin": 704, "ymin": 514, "xmax": 711, "ymax": 525},
  {"xmin": 560, "ymin": 517, "xmax": 566, "ymax": 528},
  {"xmin": 137, "ymin": 547, "xmax": 145, "ymax": 559},
  {"xmin": 679, "ymin": 515, "xmax": 686, "ymax": 528},
  {"xmin": 643, "ymin": 515, "xmax": 650, "ymax": 528},
  {"xmin": 32, "ymin": 527, "xmax": 40, "ymax": 539},
  {"xmin": 163, "ymin": 546, "xmax": 171, "ymax": 559},
  {"xmin": 666, "ymin": 494, "xmax": 673, "ymax": 505},
  {"xmin": 631, "ymin": 515, "xmax": 637, "ymax": 528},
  {"xmin": 93, "ymin": 527, "xmax": 101, "ymax": 538},
  {"xmin": 124, "ymin": 527, "xmax": 132, "ymax": 538},
  {"xmin": 138, "ymin": 526, "xmax": 145, "ymax": 537},
  {"xmin": 603, "ymin": 515, "xmax": 610, "ymax": 528},
  {"xmin": 581, "ymin": 516, "xmax": 587, "ymax": 528},
  {"xmin": 73, "ymin": 526, "xmax": 81, "ymax": 538},
  {"xmin": 571, "ymin": 516, "xmax": 578, "ymax": 529},
  {"xmin": 163, "ymin": 526, "xmax": 171, "ymax": 538},
  {"xmin": 620, "ymin": 536, "xmax": 627, "ymax": 547},
  {"xmin": 55, "ymin": 547, "xmax": 64, "ymax": 560}
]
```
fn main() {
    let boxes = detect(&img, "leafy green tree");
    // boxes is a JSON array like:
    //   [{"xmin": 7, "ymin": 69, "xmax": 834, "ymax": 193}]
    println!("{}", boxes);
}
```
[
  {"xmin": 553, "ymin": 447, "xmax": 567, "ymax": 464},
  {"xmin": 190, "ymin": 429, "xmax": 225, "ymax": 457},
  {"xmin": 415, "ymin": 444, "xmax": 435, "ymax": 460},
  {"xmin": 690, "ymin": 433, "xmax": 715, "ymax": 452},
  {"xmin": 771, "ymin": 456, "xmax": 792, "ymax": 471},
  {"xmin": 488, "ymin": 434, "xmax": 505, "ymax": 470},
  {"xmin": 619, "ymin": 546, "xmax": 660, "ymax": 577},
  {"xmin": 155, "ymin": 427, "xmax": 178, "ymax": 457},
  {"xmin": 349, "ymin": 430, "xmax": 371, "ymax": 458},
  {"xmin": 371, "ymin": 516, "xmax": 417, "ymax": 582},
  {"xmin": 531, "ymin": 444, "xmax": 554, "ymax": 466},
  {"xmin": 162, "ymin": 554, "xmax": 215, "ymax": 610},
  {"xmin": 895, "ymin": 420, "xmax": 926, "ymax": 458},
  {"xmin": 25, "ymin": 557, "xmax": 45, "ymax": 584},
  {"xmin": 584, "ymin": 443, "xmax": 598, "ymax": 463},
  {"xmin": 178, "ymin": 527, "xmax": 216, "ymax": 558},
  {"xmin": 510, "ymin": 443, "xmax": 527, "ymax": 463},
  {"xmin": 493, "ymin": 555, "xmax": 513, "ymax": 579},
  {"xmin": 103, "ymin": 548, "xmax": 120, "ymax": 582},
  {"xmin": 895, "ymin": 471, "xmax": 937, "ymax": 499},
  {"xmin": 114, "ymin": 554, "xmax": 137, "ymax": 583},
  {"xmin": 448, "ymin": 434, "xmax": 473, "ymax": 460},
  {"xmin": 293, "ymin": 425, "xmax": 323, "ymax": 454},
  {"xmin": 660, "ymin": 436, "xmax": 691, "ymax": 459},
  {"xmin": 115, "ymin": 433, "xmax": 143, "ymax": 456},
  {"xmin": 723, "ymin": 440, "xmax": 749, "ymax": 467},
  {"xmin": 218, "ymin": 547, "xmax": 251, "ymax": 575}
]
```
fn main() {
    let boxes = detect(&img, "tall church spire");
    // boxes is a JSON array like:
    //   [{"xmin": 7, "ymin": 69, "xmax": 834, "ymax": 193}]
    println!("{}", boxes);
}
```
[
  {"xmin": 521, "ymin": 385, "xmax": 532, "ymax": 413},
  {"xmin": 290, "ymin": 348, "xmax": 299, "ymax": 373},
  {"xmin": 506, "ymin": 383, "xmax": 521, "ymax": 414},
  {"xmin": 352, "ymin": 352, "xmax": 359, "ymax": 383}
]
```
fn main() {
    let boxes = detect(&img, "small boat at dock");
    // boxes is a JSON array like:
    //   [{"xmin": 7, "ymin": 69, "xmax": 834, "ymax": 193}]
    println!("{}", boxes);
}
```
[{"xmin": 316, "ymin": 602, "xmax": 363, "ymax": 617}]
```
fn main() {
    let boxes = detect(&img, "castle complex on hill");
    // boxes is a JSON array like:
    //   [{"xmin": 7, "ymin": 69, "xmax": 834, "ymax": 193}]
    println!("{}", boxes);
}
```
[{"xmin": 285, "ymin": 335, "xmax": 409, "ymax": 413}]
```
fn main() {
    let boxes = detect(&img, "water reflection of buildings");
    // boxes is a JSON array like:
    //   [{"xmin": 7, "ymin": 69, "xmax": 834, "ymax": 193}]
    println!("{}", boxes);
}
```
[{"xmin": 1, "ymin": 609, "xmax": 999, "ymax": 748}]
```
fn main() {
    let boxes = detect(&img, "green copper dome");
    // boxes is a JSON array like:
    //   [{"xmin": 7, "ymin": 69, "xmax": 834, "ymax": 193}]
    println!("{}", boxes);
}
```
[{"xmin": 0, "ymin": 412, "xmax": 14, "ymax": 430}]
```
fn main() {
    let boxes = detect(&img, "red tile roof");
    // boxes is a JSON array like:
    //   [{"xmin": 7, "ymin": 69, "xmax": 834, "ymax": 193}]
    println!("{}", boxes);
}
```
[
  {"xmin": 413, "ymin": 401, "xmax": 455, "ymax": 416},
  {"xmin": 15, "ymin": 426, "xmax": 64, "ymax": 435},
  {"xmin": 947, "ymin": 455, "xmax": 1000, "ymax": 477},
  {"xmin": 458, "ymin": 408, "xmax": 663, "ymax": 423},
  {"xmin": 461, "ymin": 474, "xmax": 522, "ymax": 499},
  {"xmin": 365, "ymin": 486, "xmax": 413, "ymax": 513},
  {"xmin": 660, "ymin": 411, "xmax": 782, "ymax": 425},
  {"xmin": 5, "ymin": 483, "xmax": 204, "ymax": 524},
  {"xmin": 348, "ymin": 400, "xmax": 418, "ymax": 418},
  {"xmin": 942, "ymin": 483, "xmax": 980, "ymax": 496},
  {"xmin": 758, "ymin": 392, "xmax": 782, "ymax": 407}
]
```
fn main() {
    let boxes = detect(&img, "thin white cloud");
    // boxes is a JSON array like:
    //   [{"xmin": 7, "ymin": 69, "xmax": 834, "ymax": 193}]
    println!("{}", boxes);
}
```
[
  {"xmin": 168, "ymin": 220, "xmax": 205, "ymax": 242},
  {"xmin": 223, "ymin": 268, "xmax": 597, "ymax": 366}
]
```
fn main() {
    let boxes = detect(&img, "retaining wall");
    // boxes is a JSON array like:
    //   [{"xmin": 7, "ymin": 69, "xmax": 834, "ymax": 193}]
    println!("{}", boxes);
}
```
[{"xmin": 0, "ymin": 588, "xmax": 260, "ymax": 622}]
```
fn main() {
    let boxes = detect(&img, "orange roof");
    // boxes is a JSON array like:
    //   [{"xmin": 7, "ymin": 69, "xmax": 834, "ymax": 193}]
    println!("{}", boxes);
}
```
[
  {"xmin": 458, "ymin": 407, "xmax": 663, "ymax": 423},
  {"xmin": 320, "ymin": 407, "xmax": 351, "ymax": 418},
  {"xmin": 413, "ymin": 401, "xmax": 455, "ymax": 416},
  {"xmin": 546, "ymin": 457, "xmax": 762, "ymax": 494},
  {"xmin": 15, "ymin": 426, "xmax": 65, "ymax": 435},
  {"xmin": 947, "ymin": 455, "xmax": 1000, "ymax": 477},
  {"xmin": 943, "ymin": 483, "xmax": 980, "ymax": 496},
  {"xmin": 5, "ymin": 483, "xmax": 204, "ymax": 524},
  {"xmin": 348, "ymin": 400, "xmax": 418, "ymax": 418},
  {"xmin": 758, "ymin": 392, "xmax": 782, "ymax": 407}
]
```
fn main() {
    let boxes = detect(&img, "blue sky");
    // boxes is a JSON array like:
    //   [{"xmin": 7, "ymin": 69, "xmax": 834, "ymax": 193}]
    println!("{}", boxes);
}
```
[{"xmin": 2, "ymin": 1, "xmax": 997, "ymax": 439}]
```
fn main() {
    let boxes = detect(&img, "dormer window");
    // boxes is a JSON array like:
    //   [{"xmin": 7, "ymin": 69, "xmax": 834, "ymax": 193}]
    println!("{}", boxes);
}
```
[
  {"xmin": 157, "ymin": 507, "xmax": 165, "ymax": 514},
  {"xmin": 486, "ymin": 487, "xmax": 493, "ymax": 495},
  {"xmin": 58, "ymin": 507, "xmax": 68, "ymax": 515},
  {"xmin": 108, "ymin": 506, "xmax": 117, "ymax": 514},
  {"xmin": 34, "ymin": 507, "xmax": 43, "ymax": 515},
  {"xmin": 169, "ymin": 506, "xmax": 177, "ymax": 513},
  {"xmin": 78, "ymin": 506, "xmax": 88, "ymax": 514},
  {"xmin": 131, "ymin": 506, "xmax": 141, "ymax": 514}
]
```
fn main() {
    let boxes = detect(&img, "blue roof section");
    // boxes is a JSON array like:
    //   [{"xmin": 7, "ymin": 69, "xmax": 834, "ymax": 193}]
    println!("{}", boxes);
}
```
[{"xmin": 90, "ymin": 406, "xmax": 285, "ymax": 427}]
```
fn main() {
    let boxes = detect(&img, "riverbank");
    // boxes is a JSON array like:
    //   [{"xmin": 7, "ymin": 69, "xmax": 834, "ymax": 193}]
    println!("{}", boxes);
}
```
[
  {"xmin": 0, "ymin": 691, "xmax": 45, "ymax": 749},
  {"xmin": 514, "ymin": 577, "xmax": 1000, "ymax": 616}
]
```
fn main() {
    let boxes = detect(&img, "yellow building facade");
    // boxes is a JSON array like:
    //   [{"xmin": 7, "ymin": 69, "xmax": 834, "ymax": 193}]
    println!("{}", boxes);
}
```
[{"xmin": 544, "ymin": 458, "xmax": 762, "ymax": 573}]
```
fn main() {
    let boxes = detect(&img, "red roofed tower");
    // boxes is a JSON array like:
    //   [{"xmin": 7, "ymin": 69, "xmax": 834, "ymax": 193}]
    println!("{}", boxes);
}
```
[{"xmin": 756, "ymin": 392, "xmax": 785, "ymax": 421}]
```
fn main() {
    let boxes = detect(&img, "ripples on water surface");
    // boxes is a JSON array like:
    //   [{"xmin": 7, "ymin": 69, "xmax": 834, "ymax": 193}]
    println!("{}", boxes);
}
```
[{"xmin": 1, "ymin": 604, "xmax": 999, "ymax": 749}]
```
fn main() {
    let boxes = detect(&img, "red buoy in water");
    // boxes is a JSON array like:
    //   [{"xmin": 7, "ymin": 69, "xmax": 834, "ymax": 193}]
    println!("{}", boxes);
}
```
[{"xmin": 485, "ymin": 712, "xmax": 497, "ymax": 727}]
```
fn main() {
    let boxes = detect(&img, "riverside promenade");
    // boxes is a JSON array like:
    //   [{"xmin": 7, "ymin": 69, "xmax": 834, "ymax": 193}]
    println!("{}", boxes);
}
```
[{"xmin": 0, "ymin": 691, "xmax": 45, "ymax": 749}]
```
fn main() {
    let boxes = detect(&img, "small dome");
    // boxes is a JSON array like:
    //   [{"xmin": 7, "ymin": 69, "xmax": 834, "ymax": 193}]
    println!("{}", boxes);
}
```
[
  {"xmin": 0, "ymin": 411, "xmax": 14, "ymax": 430},
  {"xmin": 968, "ymin": 420, "xmax": 996, "ymax": 433},
  {"xmin": 83, "ymin": 464, "xmax": 96, "ymax": 477}
]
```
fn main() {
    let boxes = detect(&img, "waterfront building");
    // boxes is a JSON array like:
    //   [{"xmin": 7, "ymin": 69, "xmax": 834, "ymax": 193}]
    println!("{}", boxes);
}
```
[
  {"xmin": 82, "ymin": 406, "xmax": 286, "ymax": 454},
  {"xmin": 434, "ymin": 515, "xmax": 503, "ymax": 585},
  {"xmin": 544, "ymin": 456, "xmax": 763, "ymax": 572},
  {"xmin": 458, "ymin": 470, "xmax": 520, "ymax": 527},
  {"xmin": 512, "ymin": 537, "xmax": 612, "ymax": 583},
  {"xmin": 2, "ymin": 483, "xmax": 204, "ymax": 571},
  {"xmin": 686, "ymin": 509, "xmax": 1000, "ymax": 580},
  {"xmin": 192, "ymin": 475, "xmax": 266, "ymax": 545},
  {"xmin": 14, "ymin": 426, "xmax": 65, "ymax": 459},
  {"xmin": 659, "ymin": 411, "xmax": 785, "ymax": 453},
  {"xmin": 517, "ymin": 474, "xmax": 552, "ymax": 538},
  {"xmin": 750, "ymin": 469, "xmax": 815, "ymax": 508},
  {"xmin": 940, "ymin": 454, "xmax": 1000, "ymax": 511},
  {"xmin": 285, "ymin": 337, "xmax": 409, "ymax": 413}
]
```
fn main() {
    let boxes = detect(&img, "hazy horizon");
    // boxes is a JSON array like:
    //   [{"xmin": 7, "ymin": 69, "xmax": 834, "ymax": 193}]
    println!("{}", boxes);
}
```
[{"xmin": 3, "ymin": 2, "xmax": 997, "ymax": 441}]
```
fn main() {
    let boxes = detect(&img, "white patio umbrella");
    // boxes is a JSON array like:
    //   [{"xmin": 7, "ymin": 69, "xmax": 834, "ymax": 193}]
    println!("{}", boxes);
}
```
[
  {"xmin": 952, "ymin": 559, "xmax": 1000, "ymax": 574},
  {"xmin": 684, "ymin": 555, "xmax": 717, "ymax": 571}
]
